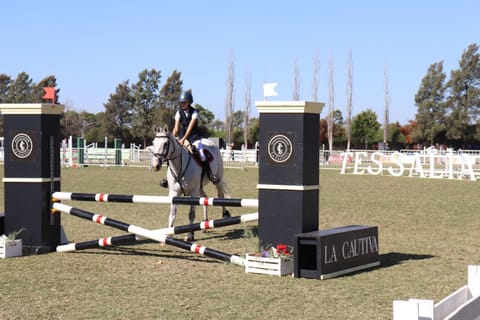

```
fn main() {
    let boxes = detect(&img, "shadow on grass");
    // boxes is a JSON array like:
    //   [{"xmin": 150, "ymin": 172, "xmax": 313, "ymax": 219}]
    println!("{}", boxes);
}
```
[
  {"xmin": 198, "ymin": 226, "xmax": 258, "ymax": 241},
  {"xmin": 69, "ymin": 240, "xmax": 226, "ymax": 264},
  {"xmin": 379, "ymin": 252, "xmax": 435, "ymax": 268},
  {"xmin": 72, "ymin": 246, "xmax": 222, "ymax": 263},
  {"xmin": 309, "ymin": 252, "xmax": 436, "ymax": 279}
]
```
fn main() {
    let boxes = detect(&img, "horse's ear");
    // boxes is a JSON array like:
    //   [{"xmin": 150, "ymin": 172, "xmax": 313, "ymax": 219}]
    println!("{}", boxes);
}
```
[
  {"xmin": 153, "ymin": 126, "xmax": 159, "ymax": 134},
  {"xmin": 163, "ymin": 125, "xmax": 169, "ymax": 133}
]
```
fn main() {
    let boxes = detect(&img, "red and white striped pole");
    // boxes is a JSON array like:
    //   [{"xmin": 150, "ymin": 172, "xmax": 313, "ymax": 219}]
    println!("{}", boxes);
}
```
[
  {"xmin": 56, "ymin": 212, "xmax": 258, "ymax": 252},
  {"xmin": 52, "ymin": 203, "xmax": 245, "ymax": 266},
  {"xmin": 52, "ymin": 192, "xmax": 258, "ymax": 208}
]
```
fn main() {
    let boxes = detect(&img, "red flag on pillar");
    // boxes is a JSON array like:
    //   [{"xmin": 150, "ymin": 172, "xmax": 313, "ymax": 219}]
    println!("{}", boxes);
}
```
[{"xmin": 42, "ymin": 87, "xmax": 55, "ymax": 101}]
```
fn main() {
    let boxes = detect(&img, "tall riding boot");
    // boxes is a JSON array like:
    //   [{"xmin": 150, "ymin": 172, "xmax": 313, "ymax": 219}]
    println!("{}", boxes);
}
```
[{"xmin": 202, "ymin": 161, "xmax": 219, "ymax": 184}]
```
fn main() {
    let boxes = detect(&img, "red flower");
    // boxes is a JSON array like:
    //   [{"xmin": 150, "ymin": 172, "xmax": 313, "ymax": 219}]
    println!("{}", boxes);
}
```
[{"xmin": 276, "ymin": 244, "xmax": 289, "ymax": 255}]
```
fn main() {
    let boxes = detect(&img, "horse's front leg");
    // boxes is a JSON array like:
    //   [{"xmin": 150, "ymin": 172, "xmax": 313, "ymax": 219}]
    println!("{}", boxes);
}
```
[
  {"xmin": 188, "ymin": 204, "xmax": 196, "ymax": 225},
  {"xmin": 215, "ymin": 182, "xmax": 231, "ymax": 218},
  {"xmin": 184, "ymin": 204, "xmax": 196, "ymax": 242},
  {"xmin": 199, "ymin": 187, "xmax": 209, "ymax": 222},
  {"xmin": 168, "ymin": 204, "xmax": 178, "ymax": 228}
]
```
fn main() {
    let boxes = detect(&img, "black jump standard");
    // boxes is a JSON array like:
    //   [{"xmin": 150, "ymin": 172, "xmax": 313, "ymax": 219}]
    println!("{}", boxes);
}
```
[
  {"xmin": 255, "ymin": 100, "xmax": 380, "ymax": 279},
  {"xmin": 0, "ymin": 103, "xmax": 64, "ymax": 254},
  {"xmin": 256, "ymin": 101, "xmax": 324, "ymax": 249}
]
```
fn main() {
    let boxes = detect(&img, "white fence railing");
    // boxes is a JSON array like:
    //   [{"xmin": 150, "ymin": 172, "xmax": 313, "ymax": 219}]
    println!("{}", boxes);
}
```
[
  {"xmin": 2, "ymin": 142, "xmax": 480, "ymax": 176},
  {"xmin": 56, "ymin": 145, "xmax": 260, "ymax": 169},
  {"xmin": 393, "ymin": 265, "xmax": 480, "ymax": 320}
]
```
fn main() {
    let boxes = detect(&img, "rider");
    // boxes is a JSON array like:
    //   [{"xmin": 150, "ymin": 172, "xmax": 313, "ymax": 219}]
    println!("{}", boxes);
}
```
[{"xmin": 172, "ymin": 89, "xmax": 219, "ymax": 184}]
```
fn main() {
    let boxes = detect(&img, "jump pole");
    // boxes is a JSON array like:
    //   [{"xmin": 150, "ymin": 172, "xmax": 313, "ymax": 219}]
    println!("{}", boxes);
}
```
[
  {"xmin": 52, "ymin": 202, "xmax": 245, "ymax": 266},
  {"xmin": 52, "ymin": 192, "xmax": 258, "ymax": 208},
  {"xmin": 56, "ymin": 212, "xmax": 258, "ymax": 252}
]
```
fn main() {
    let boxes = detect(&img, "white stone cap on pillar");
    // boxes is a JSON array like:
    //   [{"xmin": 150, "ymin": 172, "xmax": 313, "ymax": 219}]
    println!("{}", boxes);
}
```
[
  {"xmin": 0, "ymin": 103, "xmax": 64, "ymax": 115},
  {"xmin": 255, "ymin": 101, "xmax": 324, "ymax": 114}
]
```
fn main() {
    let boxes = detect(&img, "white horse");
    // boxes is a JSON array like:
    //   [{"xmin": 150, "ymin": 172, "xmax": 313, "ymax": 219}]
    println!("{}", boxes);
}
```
[{"xmin": 150, "ymin": 126, "xmax": 231, "ymax": 241}]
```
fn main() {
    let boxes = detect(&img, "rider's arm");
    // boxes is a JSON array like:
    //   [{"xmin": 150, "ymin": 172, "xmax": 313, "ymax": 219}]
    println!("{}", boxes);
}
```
[
  {"xmin": 172, "ymin": 119, "xmax": 180, "ymax": 137},
  {"xmin": 172, "ymin": 111, "xmax": 180, "ymax": 137}
]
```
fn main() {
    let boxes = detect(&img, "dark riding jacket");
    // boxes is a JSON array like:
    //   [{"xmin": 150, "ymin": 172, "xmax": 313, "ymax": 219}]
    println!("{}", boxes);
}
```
[{"xmin": 178, "ymin": 106, "xmax": 203, "ymax": 143}]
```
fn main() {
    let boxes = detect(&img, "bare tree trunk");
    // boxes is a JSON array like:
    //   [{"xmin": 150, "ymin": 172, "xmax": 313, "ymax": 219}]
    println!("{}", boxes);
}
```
[
  {"xmin": 224, "ymin": 50, "xmax": 235, "ymax": 145},
  {"xmin": 383, "ymin": 62, "xmax": 390, "ymax": 146},
  {"xmin": 312, "ymin": 51, "xmax": 319, "ymax": 102},
  {"xmin": 243, "ymin": 72, "xmax": 251, "ymax": 148},
  {"xmin": 328, "ymin": 56, "xmax": 334, "ymax": 153},
  {"xmin": 346, "ymin": 49, "xmax": 353, "ymax": 151},
  {"xmin": 293, "ymin": 57, "xmax": 300, "ymax": 101}
]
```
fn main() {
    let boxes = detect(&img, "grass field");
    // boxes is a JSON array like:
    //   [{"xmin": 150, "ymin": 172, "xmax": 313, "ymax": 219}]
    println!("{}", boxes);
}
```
[{"xmin": 1, "ymin": 166, "xmax": 480, "ymax": 319}]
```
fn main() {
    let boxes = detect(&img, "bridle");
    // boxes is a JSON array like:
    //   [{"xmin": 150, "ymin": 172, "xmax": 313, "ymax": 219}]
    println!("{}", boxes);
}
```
[
  {"xmin": 153, "ymin": 132, "xmax": 192, "ymax": 193},
  {"xmin": 153, "ymin": 133, "xmax": 182, "ymax": 162}
]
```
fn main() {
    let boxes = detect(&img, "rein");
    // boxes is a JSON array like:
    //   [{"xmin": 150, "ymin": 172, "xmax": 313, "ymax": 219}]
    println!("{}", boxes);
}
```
[
  {"xmin": 153, "ymin": 134, "xmax": 182, "ymax": 162},
  {"xmin": 154, "ymin": 134, "xmax": 192, "ymax": 193}
]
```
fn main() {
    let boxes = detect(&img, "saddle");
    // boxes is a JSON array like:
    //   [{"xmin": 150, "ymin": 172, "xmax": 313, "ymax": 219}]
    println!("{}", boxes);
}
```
[
  {"xmin": 159, "ymin": 145, "xmax": 218, "ymax": 189},
  {"xmin": 190, "ymin": 146, "xmax": 219, "ymax": 184},
  {"xmin": 191, "ymin": 147, "xmax": 214, "ymax": 165}
]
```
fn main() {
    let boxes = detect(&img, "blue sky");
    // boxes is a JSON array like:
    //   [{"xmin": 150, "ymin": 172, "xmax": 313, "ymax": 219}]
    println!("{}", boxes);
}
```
[{"xmin": 2, "ymin": 1, "xmax": 479, "ymax": 124}]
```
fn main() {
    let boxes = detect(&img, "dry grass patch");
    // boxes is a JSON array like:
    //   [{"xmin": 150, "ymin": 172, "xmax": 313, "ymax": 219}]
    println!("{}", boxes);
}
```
[{"xmin": 0, "ymin": 166, "xmax": 479, "ymax": 319}]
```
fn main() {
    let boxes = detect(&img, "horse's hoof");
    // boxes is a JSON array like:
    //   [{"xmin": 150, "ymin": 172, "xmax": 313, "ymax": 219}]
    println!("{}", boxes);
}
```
[
  {"xmin": 160, "ymin": 179, "xmax": 168, "ymax": 188},
  {"xmin": 223, "ymin": 210, "xmax": 231, "ymax": 218},
  {"xmin": 184, "ymin": 233, "xmax": 194, "ymax": 242}
]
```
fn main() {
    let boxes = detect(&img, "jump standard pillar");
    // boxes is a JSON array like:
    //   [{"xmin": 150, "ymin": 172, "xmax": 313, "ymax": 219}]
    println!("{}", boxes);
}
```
[
  {"xmin": 0, "ymin": 103, "xmax": 63, "ymax": 254},
  {"xmin": 256, "ymin": 101, "xmax": 323, "ymax": 248}
]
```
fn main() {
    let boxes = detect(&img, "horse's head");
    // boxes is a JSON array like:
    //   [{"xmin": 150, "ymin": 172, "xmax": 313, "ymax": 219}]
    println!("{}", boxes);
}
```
[{"xmin": 151, "ymin": 125, "xmax": 176, "ymax": 172}]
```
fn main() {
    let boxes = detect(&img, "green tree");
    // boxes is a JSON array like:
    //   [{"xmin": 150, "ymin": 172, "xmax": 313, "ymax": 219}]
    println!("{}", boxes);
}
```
[
  {"xmin": 83, "ymin": 111, "xmax": 106, "ymax": 143},
  {"xmin": 445, "ymin": 43, "xmax": 480, "ymax": 146},
  {"xmin": 332, "ymin": 109, "xmax": 346, "ymax": 148},
  {"xmin": 231, "ymin": 110, "xmax": 244, "ymax": 128},
  {"xmin": 319, "ymin": 118, "xmax": 328, "ymax": 148},
  {"xmin": 0, "ymin": 73, "xmax": 12, "ymax": 103},
  {"xmin": 210, "ymin": 119, "xmax": 224, "ymax": 132},
  {"xmin": 351, "ymin": 109, "xmax": 380, "ymax": 149},
  {"xmin": 0, "ymin": 73, "xmax": 12, "ymax": 135},
  {"xmin": 375, "ymin": 122, "xmax": 406, "ymax": 150},
  {"xmin": 157, "ymin": 70, "xmax": 183, "ymax": 129},
  {"xmin": 248, "ymin": 117, "xmax": 259, "ymax": 146},
  {"xmin": 6, "ymin": 72, "xmax": 33, "ymax": 103},
  {"xmin": 61, "ymin": 110, "xmax": 83, "ymax": 138},
  {"xmin": 413, "ymin": 62, "xmax": 447, "ymax": 145},
  {"xmin": 194, "ymin": 103, "xmax": 215, "ymax": 135},
  {"xmin": 103, "ymin": 80, "xmax": 134, "ymax": 141},
  {"xmin": 319, "ymin": 110, "xmax": 344, "ymax": 149},
  {"xmin": 131, "ymin": 69, "xmax": 162, "ymax": 147}
]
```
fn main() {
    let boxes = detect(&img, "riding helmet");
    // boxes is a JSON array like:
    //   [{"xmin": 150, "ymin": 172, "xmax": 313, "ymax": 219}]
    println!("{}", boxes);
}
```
[{"xmin": 179, "ymin": 90, "xmax": 193, "ymax": 104}]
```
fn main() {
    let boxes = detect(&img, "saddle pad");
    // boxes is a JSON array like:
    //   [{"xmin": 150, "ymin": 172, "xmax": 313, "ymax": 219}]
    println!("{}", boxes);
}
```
[{"xmin": 193, "ymin": 148, "xmax": 214, "ymax": 165}]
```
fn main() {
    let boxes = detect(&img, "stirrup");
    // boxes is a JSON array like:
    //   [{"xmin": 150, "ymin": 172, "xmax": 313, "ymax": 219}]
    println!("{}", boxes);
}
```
[{"xmin": 209, "ymin": 174, "xmax": 220, "ymax": 184}]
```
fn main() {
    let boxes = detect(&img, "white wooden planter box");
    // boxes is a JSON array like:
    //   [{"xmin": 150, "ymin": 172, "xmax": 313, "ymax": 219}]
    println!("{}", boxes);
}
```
[
  {"xmin": 245, "ymin": 254, "xmax": 293, "ymax": 276},
  {"xmin": 0, "ymin": 239, "xmax": 22, "ymax": 258}
]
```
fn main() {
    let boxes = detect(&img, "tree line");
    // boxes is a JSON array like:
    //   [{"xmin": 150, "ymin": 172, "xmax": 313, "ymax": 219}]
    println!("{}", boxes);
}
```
[
  {"xmin": 0, "ymin": 69, "xmax": 259, "ymax": 149},
  {"xmin": 0, "ymin": 43, "xmax": 479, "ymax": 150},
  {"xmin": 322, "ymin": 43, "xmax": 480, "ymax": 150}
]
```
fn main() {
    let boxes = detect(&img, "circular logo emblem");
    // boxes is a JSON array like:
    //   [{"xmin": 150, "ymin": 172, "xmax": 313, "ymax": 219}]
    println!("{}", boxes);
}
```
[
  {"xmin": 267, "ymin": 134, "xmax": 293, "ymax": 163},
  {"xmin": 11, "ymin": 133, "xmax": 33, "ymax": 159}
]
